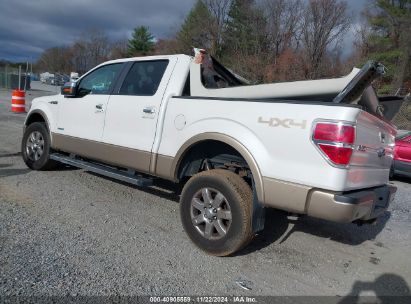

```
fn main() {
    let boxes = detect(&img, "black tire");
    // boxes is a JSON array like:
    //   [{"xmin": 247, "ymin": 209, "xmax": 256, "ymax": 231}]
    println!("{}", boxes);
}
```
[
  {"xmin": 180, "ymin": 169, "xmax": 254, "ymax": 256},
  {"xmin": 22, "ymin": 122, "xmax": 57, "ymax": 170}
]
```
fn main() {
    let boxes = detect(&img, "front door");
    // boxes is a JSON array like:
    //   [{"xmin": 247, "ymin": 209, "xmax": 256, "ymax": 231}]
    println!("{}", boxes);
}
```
[{"xmin": 56, "ymin": 63, "xmax": 124, "ymax": 141}]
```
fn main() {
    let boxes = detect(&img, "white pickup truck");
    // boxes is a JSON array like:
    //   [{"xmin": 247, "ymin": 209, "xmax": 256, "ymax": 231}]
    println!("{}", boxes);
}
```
[{"xmin": 22, "ymin": 53, "xmax": 397, "ymax": 256}]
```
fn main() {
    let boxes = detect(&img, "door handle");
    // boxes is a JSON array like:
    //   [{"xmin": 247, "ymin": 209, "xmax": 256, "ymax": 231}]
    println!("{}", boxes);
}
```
[
  {"xmin": 95, "ymin": 104, "xmax": 103, "ymax": 110},
  {"xmin": 143, "ymin": 107, "xmax": 155, "ymax": 114}
]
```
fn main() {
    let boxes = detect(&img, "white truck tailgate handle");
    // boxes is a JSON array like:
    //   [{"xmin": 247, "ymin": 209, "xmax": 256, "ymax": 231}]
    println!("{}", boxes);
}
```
[{"xmin": 143, "ymin": 107, "xmax": 156, "ymax": 114}]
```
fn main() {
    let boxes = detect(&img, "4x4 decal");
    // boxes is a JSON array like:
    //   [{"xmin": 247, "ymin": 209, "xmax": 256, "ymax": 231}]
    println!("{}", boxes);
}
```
[{"xmin": 258, "ymin": 117, "xmax": 307, "ymax": 129}]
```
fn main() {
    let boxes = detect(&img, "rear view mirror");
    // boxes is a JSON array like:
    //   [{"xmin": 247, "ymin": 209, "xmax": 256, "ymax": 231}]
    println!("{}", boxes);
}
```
[{"xmin": 61, "ymin": 82, "xmax": 77, "ymax": 97}]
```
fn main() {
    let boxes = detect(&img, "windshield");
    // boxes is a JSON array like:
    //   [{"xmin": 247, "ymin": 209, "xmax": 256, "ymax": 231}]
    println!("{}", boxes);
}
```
[{"xmin": 396, "ymin": 130, "xmax": 411, "ymax": 140}]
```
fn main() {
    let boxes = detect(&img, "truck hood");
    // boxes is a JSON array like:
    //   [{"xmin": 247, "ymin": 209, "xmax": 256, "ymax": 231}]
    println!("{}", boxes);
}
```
[
  {"xmin": 30, "ymin": 94, "xmax": 60, "ymax": 108},
  {"xmin": 333, "ymin": 61, "xmax": 385, "ymax": 104},
  {"xmin": 332, "ymin": 61, "xmax": 388, "ymax": 118},
  {"xmin": 191, "ymin": 57, "xmax": 388, "ymax": 118},
  {"xmin": 191, "ymin": 60, "xmax": 361, "ymax": 101}
]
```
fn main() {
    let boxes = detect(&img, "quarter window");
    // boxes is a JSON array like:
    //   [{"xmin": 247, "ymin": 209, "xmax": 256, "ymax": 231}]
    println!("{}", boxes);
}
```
[
  {"xmin": 77, "ymin": 63, "xmax": 123, "ymax": 97},
  {"xmin": 119, "ymin": 60, "xmax": 169, "ymax": 96}
]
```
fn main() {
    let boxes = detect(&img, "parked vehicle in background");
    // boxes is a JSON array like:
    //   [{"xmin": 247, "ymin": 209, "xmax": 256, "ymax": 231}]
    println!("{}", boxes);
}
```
[
  {"xmin": 40, "ymin": 72, "xmax": 54, "ymax": 83},
  {"xmin": 70, "ymin": 72, "xmax": 79, "ymax": 82},
  {"xmin": 54, "ymin": 74, "xmax": 69, "ymax": 86},
  {"xmin": 40, "ymin": 73, "xmax": 69, "ymax": 86},
  {"xmin": 391, "ymin": 130, "xmax": 411, "ymax": 178},
  {"xmin": 22, "ymin": 53, "xmax": 397, "ymax": 256},
  {"xmin": 45, "ymin": 77, "xmax": 54, "ymax": 85}
]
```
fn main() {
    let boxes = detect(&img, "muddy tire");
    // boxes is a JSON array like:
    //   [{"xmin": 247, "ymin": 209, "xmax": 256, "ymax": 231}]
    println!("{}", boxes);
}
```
[
  {"xmin": 180, "ymin": 169, "xmax": 254, "ymax": 256},
  {"xmin": 22, "ymin": 122, "xmax": 57, "ymax": 170}
]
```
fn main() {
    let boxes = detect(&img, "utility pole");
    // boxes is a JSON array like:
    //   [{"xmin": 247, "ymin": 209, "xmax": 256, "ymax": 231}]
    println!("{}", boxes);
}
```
[
  {"xmin": 18, "ymin": 65, "xmax": 21, "ymax": 90},
  {"xmin": 5, "ymin": 64, "xmax": 8, "ymax": 89},
  {"xmin": 24, "ymin": 61, "xmax": 28, "ymax": 91}
]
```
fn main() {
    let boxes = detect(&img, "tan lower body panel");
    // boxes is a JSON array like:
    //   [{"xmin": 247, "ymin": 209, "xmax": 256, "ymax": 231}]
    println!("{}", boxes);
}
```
[
  {"xmin": 263, "ymin": 176, "xmax": 380, "ymax": 223},
  {"xmin": 262, "ymin": 177, "xmax": 312, "ymax": 213},
  {"xmin": 154, "ymin": 154, "xmax": 175, "ymax": 180},
  {"xmin": 52, "ymin": 133, "xmax": 152, "ymax": 173},
  {"xmin": 50, "ymin": 133, "xmax": 376, "ymax": 224},
  {"xmin": 306, "ymin": 191, "xmax": 372, "ymax": 222}
]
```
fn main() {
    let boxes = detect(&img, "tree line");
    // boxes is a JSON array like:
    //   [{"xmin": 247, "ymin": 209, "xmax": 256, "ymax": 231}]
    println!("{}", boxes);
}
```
[{"xmin": 35, "ymin": 0, "xmax": 410, "ymax": 93}]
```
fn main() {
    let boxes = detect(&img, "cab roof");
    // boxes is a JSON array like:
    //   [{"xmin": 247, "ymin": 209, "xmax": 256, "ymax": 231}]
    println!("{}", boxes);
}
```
[{"xmin": 102, "ymin": 54, "xmax": 192, "ymax": 66}]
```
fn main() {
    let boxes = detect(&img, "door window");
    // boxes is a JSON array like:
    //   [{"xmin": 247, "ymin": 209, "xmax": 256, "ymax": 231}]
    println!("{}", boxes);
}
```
[
  {"xmin": 77, "ymin": 63, "xmax": 123, "ymax": 97},
  {"xmin": 119, "ymin": 60, "xmax": 169, "ymax": 96}
]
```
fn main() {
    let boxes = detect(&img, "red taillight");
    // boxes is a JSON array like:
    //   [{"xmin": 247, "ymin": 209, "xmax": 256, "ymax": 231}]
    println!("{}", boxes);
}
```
[
  {"xmin": 317, "ymin": 144, "xmax": 353, "ymax": 165},
  {"xmin": 313, "ymin": 122, "xmax": 356, "ymax": 167},
  {"xmin": 313, "ymin": 123, "xmax": 355, "ymax": 144}
]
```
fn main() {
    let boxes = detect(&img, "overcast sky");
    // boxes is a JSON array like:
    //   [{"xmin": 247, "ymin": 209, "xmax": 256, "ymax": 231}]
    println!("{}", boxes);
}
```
[{"xmin": 0, "ymin": 0, "xmax": 366, "ymax": 62}]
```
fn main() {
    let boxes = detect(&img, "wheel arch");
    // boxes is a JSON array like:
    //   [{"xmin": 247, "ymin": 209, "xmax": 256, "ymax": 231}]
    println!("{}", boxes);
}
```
[
  {"xmin": 171, "ymin": 133, "xmax": 264, "ymax": 203},
  {"xmin": 24, "ymin": 109, "xmax": 54, "ymax": 142},
  {"xmin": 24, "ymin": 110, "xmax": 50, "ymax": 130}
]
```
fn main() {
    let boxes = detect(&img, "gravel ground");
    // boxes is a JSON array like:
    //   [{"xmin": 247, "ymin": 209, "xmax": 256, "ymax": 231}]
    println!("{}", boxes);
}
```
[{"xmin": 1, "ymin": 83, "xmax": 411, "ymax": 299}]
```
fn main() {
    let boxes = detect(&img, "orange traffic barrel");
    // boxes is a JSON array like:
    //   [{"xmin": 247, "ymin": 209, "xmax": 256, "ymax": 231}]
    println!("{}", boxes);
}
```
[{"xmin": 11, "ymin": 90, "xmax": 26, "ymax": 113}]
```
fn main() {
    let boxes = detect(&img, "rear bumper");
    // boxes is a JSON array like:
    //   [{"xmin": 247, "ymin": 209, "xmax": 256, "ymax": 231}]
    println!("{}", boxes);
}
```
[{"xmin": 307, "ymin": 184, "xmax": 397, "ymax": 223}]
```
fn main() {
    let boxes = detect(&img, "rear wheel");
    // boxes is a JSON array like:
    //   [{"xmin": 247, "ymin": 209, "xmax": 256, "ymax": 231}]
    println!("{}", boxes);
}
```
[
  {"xmin": 180, "ymin": 169, "xmax": 254, "ymax": 256},
  {"xmin": 22, "ymin": 122, "xmax": 57, "ymax": 170}
]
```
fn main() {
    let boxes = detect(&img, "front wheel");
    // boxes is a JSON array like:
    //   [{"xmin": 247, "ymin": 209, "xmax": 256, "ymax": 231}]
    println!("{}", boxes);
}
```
[
  {"xmin": 22, "ymin": 122, "xmax": 57, "ymax": 170},
  {"xmin": 180, "ymin": 169, "xmax": 254, "ymax": 256}
]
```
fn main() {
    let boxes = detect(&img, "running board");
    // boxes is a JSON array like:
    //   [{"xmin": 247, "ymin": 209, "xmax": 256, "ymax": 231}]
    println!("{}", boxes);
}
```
[{"xmin": 50, "ymin": 153, "xmax": 153, "ymax": 187}]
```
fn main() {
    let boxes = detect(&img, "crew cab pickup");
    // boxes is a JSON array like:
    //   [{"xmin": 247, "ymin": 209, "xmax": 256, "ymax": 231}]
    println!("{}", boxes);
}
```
[{"xmin": 22, "ymin": 53, "xmax": 397, "ymax": 256}]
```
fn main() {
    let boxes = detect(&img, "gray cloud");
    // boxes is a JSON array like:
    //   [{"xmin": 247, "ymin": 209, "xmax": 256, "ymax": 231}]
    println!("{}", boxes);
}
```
[
  {"xmin": 0, "ymin": 0, "xmax": 195, "ymax": 61},
  {"xmin": 0, "ymin": 0, "xmax": 366, "ymax": 62}
]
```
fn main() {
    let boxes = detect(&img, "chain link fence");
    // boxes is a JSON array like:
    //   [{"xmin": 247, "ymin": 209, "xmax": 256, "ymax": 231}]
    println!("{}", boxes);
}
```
[
  {"xmin": 0, "ymin": 65, "xmax": 31, "ymax": 90},
  {"xmin": 392, "ymin": 96, "xmax": 411, "ymax": 130},
  {"xmin": 388, "ymin": 86, "xmax": 411, "ymax": 130}
]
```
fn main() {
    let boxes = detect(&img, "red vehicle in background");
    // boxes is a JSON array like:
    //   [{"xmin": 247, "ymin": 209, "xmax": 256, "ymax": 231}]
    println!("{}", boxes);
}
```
[{"xmin": 391, "ymin": 130, "xmax": 411, "ymax": 178}]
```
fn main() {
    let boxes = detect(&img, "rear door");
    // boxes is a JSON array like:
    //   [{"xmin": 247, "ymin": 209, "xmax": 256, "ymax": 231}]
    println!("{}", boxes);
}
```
[{"xmin": 101, "ymin": 58, "xmax": 177, "ymax": 171}]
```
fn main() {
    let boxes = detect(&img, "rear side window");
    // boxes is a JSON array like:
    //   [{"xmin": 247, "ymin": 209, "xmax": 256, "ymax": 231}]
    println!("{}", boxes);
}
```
[{"xmin": 119, "ymin": 60, "xmax": 169, "ymax": 96}]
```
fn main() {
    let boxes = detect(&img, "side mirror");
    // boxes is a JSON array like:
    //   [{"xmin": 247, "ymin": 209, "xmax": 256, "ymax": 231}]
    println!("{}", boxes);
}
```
[{"xmin": 61, "ymin": 82, "xmax": 77, "ymax": 97}]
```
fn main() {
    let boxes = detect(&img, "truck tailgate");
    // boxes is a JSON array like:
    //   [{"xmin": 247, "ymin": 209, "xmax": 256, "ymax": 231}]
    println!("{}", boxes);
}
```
[{"xmin": 346, "ymin": 111, "xmax": 396, "ymax": 189}]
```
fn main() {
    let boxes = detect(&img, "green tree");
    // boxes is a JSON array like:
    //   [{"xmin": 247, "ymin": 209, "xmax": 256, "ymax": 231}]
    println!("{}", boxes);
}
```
[
  {"xmin": 127, "ymin": 26, "xmax": 155, "ymax": 56},
  {"xmin": 176, "ymin": 0, "xmax": 214, "ymax": 54},
  {"xmin": 221, "ymin": 0, "xmax": 268, "ymax": 81},
  {"xmin": 364, "ymin": 0, "xmax": 411, "ymax": 93},
  {"xmin": 223, "ymin": 0, "xmax": 266, "ymax": 56}
]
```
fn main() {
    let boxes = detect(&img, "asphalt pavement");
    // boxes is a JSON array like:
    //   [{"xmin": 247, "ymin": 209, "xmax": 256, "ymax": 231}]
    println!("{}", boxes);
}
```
[{"xmin": 1, "ymin": 83, "xmax": 411, "ymax": 299}]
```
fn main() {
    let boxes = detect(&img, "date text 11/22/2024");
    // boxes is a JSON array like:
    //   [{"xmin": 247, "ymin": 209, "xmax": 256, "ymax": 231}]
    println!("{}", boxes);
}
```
[{"xmin": 149, "ymin": 296, "xmax": 257, "ymax": 303}]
